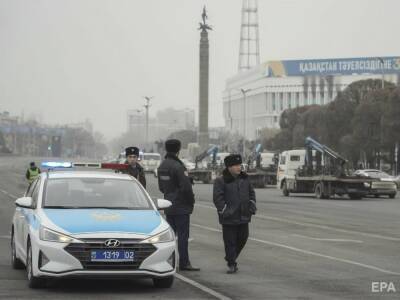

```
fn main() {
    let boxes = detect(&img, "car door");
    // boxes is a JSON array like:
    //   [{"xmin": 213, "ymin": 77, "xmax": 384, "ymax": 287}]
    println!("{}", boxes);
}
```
[{"xmin": 17, "ymin": 178, "xmax": 39, "ymax": 258}]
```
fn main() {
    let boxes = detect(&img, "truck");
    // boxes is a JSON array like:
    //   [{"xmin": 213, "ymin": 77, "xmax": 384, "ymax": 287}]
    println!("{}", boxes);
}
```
[
  {"xmin": 188, "ymin": 145, "xmax": 219, "ymax": 184},
  {"xmin": 246, "ymin": 144, "xmax": 278, "ymax": 188},
  {"xmin": 278, "ymin": 137, "xmax": 374, "ymax": 199}
]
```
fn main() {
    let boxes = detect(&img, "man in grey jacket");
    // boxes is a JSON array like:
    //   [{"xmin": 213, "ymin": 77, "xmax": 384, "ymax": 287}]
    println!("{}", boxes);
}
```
[{"xmin": 213, "ymin": 154, "xmax": 256, "ymax": 274}]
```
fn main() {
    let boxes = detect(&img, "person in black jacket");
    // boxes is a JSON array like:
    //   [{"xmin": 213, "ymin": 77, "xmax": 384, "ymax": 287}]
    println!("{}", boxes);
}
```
[
  {"xmin": 157, "ymin": 139, "xmax": 200, "ymax": 271},
  {"xmin": 213, "ymin": 154, "xmax": 256, "ymax": 274},
  {"xmin": 121, "ymin": 146, "xmax": 146, "ymax": 188}
]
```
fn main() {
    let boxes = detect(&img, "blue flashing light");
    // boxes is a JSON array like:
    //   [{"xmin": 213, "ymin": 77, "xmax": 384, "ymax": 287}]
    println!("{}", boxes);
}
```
[{"xmin": 41, "ymin": 161, "xmax": 73, "ymax": 168}]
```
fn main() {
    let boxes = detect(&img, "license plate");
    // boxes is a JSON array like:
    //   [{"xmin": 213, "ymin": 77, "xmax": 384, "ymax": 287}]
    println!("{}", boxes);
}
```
[{"xmin": 91, "ymin": 250, "xmax": 135, "ymax": 262}]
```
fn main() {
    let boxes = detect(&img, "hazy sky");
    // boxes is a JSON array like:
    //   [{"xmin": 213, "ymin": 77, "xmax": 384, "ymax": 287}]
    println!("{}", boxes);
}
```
[{"xmin": 1, "ymin": 0, "xmax": 400, "ymax": 139}]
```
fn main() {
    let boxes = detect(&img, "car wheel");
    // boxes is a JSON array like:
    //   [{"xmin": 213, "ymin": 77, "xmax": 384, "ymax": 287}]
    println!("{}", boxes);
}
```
[
  {"xmin": 315, "ymin": 183, "xmax": 323, "ymax": 199},
  {"xmin": 153, "ymin": 276, "xmax": 174, "ymax": 288},
  {"xmin": 11, "ymin": 231, "xmax": 25, "ymax": 269},
  {"xmin": 374, "ymin": 194, "xmax": 379, "ymax": 198},
  {"xmin": 389, "ymin": 194, "xmax": 396, "ymax": 199},
  {"xmin": 26, "ymin": 240, "xmax": 46, "ymax": 289}
]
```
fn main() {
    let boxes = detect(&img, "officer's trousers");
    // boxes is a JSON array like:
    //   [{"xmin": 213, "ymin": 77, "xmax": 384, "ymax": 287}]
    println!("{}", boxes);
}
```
[
  {"xmin": 222, "ymin": 223, "xmax": 249, "ymax": 266},
  {"xmin": 166, "ymin": 214, "xmax": 190, "ymax": 268}
]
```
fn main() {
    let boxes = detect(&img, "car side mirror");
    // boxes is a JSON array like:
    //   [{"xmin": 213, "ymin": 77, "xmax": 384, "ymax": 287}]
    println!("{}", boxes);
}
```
[
  {"xmin": 15, "ymin": 197, "xmax": 33, "ymax": 208},
  {"xmin": 156, "ymin": 199, "xmax": 172, "ymax": 210}
]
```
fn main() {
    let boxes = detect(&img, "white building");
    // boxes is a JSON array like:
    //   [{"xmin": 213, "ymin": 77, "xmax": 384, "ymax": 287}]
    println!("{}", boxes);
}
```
[{"xmin": 223, "ymin": 56, "xmax": 400, "ymax": 140}]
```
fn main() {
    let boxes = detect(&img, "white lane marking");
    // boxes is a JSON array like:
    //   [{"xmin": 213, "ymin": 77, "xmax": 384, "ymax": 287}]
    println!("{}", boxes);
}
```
[
  {"xmin": 195, "ymin": 203, "xmax": 400, "ymax": 242},
  {"xmin": 291, "ymin": 234, "xmax": 363, "ymax": 243},
  {"xmin": 192, "ymin": 223, "xmax": 400, "ymax": 276},
  {"xmin": 0, "ymin": 189, "xmax": 18, "ymax": 199},
  {"xmin": 175, "ymin": 273, "xmax": 232, "ymax": 300}
]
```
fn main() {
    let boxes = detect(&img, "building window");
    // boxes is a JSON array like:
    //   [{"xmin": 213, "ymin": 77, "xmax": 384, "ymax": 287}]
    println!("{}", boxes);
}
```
[
  {"xmin": 274, "ymin": 116, "xmax": 278, "ymax": 123},
  {"xmin": 272, "ymin": 93, "xmax": 276, "ymax": 111},
  {"xmin": 279, "ymin": 93, "xmax": 284, "ymax": 111},
  {"xmin": 296, "ymin": 92, "xmax": 300, "ymax": 107}
]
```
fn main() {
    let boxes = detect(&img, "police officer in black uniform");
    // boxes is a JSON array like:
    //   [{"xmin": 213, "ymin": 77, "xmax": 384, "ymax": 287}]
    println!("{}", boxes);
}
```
[
  {"xmin": 121, "ymin": 146, "xmax": 146, "ymax": 188},
  {"xmin": 157, "ymin": 139, "xmax": 200, "ymax": 271},
  {"xmin": 213, "ymin": 154, "xmax": 256, "ymax": 274}
]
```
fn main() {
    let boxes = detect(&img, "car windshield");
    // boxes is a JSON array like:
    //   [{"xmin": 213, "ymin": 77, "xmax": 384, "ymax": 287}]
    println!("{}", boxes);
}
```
[
  {"xmin": 43, "ymin": 178, "xmax": 152, "ymax": 209},
  {"xmin": 143, "ymin": 154, "xmax": 160, "ymax": 160}
]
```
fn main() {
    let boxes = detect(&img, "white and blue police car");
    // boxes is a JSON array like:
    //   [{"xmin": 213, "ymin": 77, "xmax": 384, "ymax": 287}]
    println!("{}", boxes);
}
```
[{"xmin": 11, "ymin": 162, "xmax": 176, "ymax": 288}]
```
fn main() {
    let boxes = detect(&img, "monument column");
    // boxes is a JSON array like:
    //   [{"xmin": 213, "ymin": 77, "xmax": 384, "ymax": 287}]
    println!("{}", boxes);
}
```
[{"xmin": 198, "ymin": 6, "xmax": 212, "ymax": 150}]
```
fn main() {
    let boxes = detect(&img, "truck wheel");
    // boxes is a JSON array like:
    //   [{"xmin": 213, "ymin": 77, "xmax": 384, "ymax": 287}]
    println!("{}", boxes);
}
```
[
  {"xmin": 282, "ymin": 181, "xmax": 289, "ymax": 196},
  {"xmin": 348, "ymin": 193, "xmax": 362, "ymax": 200},
  {"xmin": 315, "ymin": 183, "xmax": 324, "ymax": 199}
]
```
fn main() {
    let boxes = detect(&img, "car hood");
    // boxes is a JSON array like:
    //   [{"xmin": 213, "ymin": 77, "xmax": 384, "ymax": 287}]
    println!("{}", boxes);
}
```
[{"xmin": 42, "ymin": 209, "xmax": 162, "ymax": 235}]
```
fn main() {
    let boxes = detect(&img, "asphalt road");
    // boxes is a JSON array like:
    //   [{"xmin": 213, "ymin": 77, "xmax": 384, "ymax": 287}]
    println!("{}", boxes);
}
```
[{"xmin": 1, "ymin": 156, "xmax": 400, "ymax": 299}]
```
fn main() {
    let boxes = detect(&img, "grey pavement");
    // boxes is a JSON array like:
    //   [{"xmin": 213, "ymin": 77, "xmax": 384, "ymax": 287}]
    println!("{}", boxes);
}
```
[{"xmin": 0, "ymin": 156, "xmax": 399, "ymax": 299}]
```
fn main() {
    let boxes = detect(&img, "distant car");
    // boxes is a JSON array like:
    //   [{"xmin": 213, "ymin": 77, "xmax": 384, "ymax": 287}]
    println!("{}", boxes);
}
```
[
  {"xmin": 141, "ymin": 153, "xmax": 161, "ymax": 173},
  {"xmin": 181, "ymin": 159, "xmax": 196, "ymax": 171},
  {"xmin": 354, "ymin": 169, "xmax": 397, "ymax": 198},
  {"xmin": 11, "ymin": 167, "xmax": 176, "ymax": 288}
]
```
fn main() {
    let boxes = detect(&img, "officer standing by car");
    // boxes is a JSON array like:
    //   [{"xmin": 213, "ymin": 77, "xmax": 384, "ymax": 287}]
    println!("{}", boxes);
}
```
[
  {"xmin": 157, "ymin": 139, "xmax": 200, "ymax": 271},
  {"xmin": 25, "ymin": 162, "xmax": 41, "ymax": 185},
  {"xmin": 213, "ymin": 154, "xmax": 256, "ymax": 274},
  {"xmin": 121, "ymin": 146, "xmax": 146, "ymax": 188}
]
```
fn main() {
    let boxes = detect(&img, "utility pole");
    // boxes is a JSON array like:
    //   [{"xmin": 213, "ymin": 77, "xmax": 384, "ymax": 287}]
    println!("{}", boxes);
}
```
[
  {"xmin": 378, "ymin": 57, "xmax": 385, "ymax": 89},
  {"xmin": 239, "ymin": 88, "xmax": 251, "ymax": 158},
  {"xmin": 143, "ymin": 96, "xmax": 153, "ymax": 148}
]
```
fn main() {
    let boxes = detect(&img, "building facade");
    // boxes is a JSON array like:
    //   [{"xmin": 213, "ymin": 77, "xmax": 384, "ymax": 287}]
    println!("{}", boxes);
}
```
[{"xmin": 223, "ymin": 56, "xmax": 400, "ymax": 140}]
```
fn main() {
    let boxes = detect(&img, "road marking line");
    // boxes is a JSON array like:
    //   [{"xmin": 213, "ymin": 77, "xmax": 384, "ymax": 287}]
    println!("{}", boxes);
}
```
[
  {"xmin": 192, "ymin": 223, "xmax": 400, "ymax": 276},
  {"xmin": 175, "ymin": 273, "xmax": 232, "ymax": 300},
  {"xmin": 291, "ymin": 234, "xmax": 363, "ymax": 243},
  {"xmin": 0, "ymin": 189, "xmax": 18, "ymax": 199},
  {"xmin": 195, "ymin": 203, "xmax": 400, "ymax": 242}
]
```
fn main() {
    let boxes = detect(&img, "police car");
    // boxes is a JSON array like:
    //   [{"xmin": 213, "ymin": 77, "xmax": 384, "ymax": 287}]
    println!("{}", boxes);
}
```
[{"xmin": 11, "ymin": 162, "xmax": 176, "ymax": 288}]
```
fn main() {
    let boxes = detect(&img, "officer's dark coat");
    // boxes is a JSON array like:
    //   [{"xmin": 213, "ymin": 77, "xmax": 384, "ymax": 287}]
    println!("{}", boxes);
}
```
[
  {"xmin": 157, "ymin": 153, "xmax": 195, "ymax": 215},
  {"xmin": 213, "ymin": 169, "xmax": 256, "ymax": 225},
  {"xmin": 122, "ymin": 162, "xmax": 146, "ymax": 188}
]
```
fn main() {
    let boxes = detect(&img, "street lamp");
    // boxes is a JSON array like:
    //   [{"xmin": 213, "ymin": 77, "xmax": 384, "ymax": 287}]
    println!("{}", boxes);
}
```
[
  {"xmin": 236, "ymin": 88, "xmax": 251, "ymax": 158},
  {"xmin": 377, "ymin": 57, "xmax": 385, "ymax": 89},
  {"xmin": 143, "ymin": 96, "xmax": 154, "ymax": 148}
]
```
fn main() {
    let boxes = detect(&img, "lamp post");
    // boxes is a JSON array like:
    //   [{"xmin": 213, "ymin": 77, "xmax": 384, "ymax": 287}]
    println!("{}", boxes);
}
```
[
  {"xmin": 377, "ymin": 57, "xmax": 385, "ymax": 89},
  {"xmin": 237, "ymin": 88, "xmax": 251, "ymax": 158},
  {"xmin": 143, "ymin": 96, "xmax": 153, "ymax": 148}
]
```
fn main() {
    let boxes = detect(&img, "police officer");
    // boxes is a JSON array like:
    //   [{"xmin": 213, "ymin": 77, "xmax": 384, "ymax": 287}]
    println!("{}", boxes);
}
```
[
  {"xmin": 157, "ymin": 139, "xmax": 200, "ymax": 271},
  {"xmin": 25, "ymin": 162, "xmax": 41, "ymax": 185},
  {"xmin": 121, "ymin": 146, "xmax": 146, "ymax": 188},
  {"xmin": 213, "ymin": 154, "xmax": 256, "ymax": 274}
]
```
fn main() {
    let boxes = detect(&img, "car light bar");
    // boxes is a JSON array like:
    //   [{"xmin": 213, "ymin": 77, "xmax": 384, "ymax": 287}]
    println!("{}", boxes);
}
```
[
  {"xmin": 41, "ymin": 162, "xmax": 129, "ymax": 170},
  {"xmin": 41, "ymin": 162, "xmax": 73, "ymax": 168}
]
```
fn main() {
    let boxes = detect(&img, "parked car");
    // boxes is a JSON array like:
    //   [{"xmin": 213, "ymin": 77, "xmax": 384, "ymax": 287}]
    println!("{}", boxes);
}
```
[{"xmin": 354, "ymin": 169, "xmax": 397, "ymax": 198}]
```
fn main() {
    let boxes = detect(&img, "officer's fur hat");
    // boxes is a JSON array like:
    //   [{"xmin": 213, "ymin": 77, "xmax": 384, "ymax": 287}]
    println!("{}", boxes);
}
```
[
  {"xmin": 224, "ymin": 154, "xmax": 242, "ymax": 167},
  {"xmin": 125, "ymin": 146, "xmax": 140, "ymax": 157},
  {"xmin": 165, "ymin": 139, "xmax": 181, "ymax": 153}
]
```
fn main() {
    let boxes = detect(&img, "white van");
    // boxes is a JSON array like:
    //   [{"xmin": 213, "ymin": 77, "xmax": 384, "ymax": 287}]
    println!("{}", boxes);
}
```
[
  {"xmin": 277, "ymin": 150, "xmax": 306, "ymax": 189},
  {"xmin": 141, "ymin": 153, "xmax": 161, "ymax": 173}
]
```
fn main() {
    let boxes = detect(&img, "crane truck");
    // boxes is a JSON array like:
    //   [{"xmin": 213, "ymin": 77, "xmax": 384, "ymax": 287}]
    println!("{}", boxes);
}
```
[{"xmin": 278, "ymin": 137, "xmax": 375, "ymax": 199}]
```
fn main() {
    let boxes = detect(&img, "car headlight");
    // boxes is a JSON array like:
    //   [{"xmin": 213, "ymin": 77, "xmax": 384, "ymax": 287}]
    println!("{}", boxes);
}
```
[
  {"xmin": 39, "ymin": 226, "xmax": 75, "ymax": 243},
  {"xmin": 364, "ymin": 182, "xmax": 371, "ymax": 188},
  {"xmin": 143, "ymin": 229, "xmax": 174, "ymax": 244}
]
